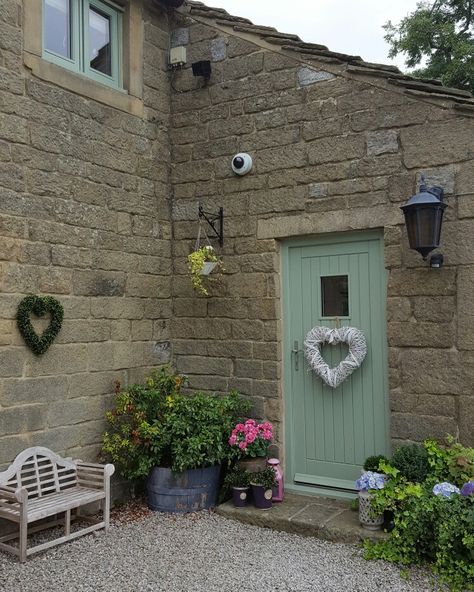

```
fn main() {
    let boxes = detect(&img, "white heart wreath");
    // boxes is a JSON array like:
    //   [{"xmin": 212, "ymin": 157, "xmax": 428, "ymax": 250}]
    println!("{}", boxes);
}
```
[{"xmin": 304, "ymin": 326, "xmax": 367, "ymax": 388}]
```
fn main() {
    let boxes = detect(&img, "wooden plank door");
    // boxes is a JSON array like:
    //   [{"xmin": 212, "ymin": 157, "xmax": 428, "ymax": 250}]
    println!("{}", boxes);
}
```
[{"xmin": 282, "ymin": 231, "xmax": 389, "ymax": 493}]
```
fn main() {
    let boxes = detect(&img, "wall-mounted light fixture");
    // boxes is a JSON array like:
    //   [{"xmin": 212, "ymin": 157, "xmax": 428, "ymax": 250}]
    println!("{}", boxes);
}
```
[{"xmin": 400, "ymin": 180, "xmax": 447, "ymax": 266}]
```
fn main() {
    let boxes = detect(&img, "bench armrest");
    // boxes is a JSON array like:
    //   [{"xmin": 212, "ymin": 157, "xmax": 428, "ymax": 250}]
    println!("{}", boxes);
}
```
[
  {"xmin": 76, "ymin": 462, "xmax": 115, "ymax": 489},
  {"xmin": 0, "ymin": 484, "xmax": 28, "ymax": 503}
]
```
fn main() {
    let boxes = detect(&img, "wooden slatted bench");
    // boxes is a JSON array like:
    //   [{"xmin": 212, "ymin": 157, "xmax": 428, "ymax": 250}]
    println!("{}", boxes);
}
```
[{"xmin": 0, "ymin": 446, "xmax": 115, "ymax": 562}]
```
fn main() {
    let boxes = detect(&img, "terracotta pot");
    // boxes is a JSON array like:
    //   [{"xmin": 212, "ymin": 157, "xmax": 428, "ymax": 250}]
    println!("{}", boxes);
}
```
[{"xmin": 236, "ymin": 456, "xmax": 267, "ymax": 473}]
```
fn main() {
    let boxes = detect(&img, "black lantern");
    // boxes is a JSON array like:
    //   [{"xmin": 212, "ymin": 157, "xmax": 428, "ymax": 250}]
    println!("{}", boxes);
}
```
[{"xmin": 400, "ymin": 183, "xmax": 447, "ymax": 260}]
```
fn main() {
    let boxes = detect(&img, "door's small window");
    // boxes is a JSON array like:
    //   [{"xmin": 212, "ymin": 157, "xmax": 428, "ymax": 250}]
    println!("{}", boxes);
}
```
[{"xmin": 321, "ymin": 275, "xmax": 349, "ymax": 317}]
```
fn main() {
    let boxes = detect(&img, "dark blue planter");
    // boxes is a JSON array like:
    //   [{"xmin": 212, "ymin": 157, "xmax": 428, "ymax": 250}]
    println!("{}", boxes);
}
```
[{"xmin": 147, "ymin": 465, "xmax": 220, "ymax": 513}]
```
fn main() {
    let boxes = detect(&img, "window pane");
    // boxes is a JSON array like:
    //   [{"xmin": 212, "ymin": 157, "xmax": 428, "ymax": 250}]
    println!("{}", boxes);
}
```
[
  {"xmin": 321, "ymin": 275, "xmax": 349, "ymax": 317},
  {"xmin": 44, "ymin": 0, "xmax": 70, "ymax": 58},
  {"xmin": 89, "ymin": 7, "xmax": 112, "ymax": 76}
]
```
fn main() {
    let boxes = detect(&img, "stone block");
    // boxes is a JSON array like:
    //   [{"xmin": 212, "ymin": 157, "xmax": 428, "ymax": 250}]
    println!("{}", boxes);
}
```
[
  {"xmin": 387, "ymin": 297, "xmax": 411, "ymax": 322},
  {"xmin": 25, "ymin": 344, "xmax": 88, "ymax": 377},
  {"xmin": 388, "ymin": 321, "xmax": 454, "ymax": 348},
  {"xmin": 458, "ymin": 396, "xmax": 474, "ymax": 446},
  {"xmin": 177, "ymin": 355, "xmax": 232, "ymax": 375},
  {"xmin": 0, "ymin": 404, "xmax": 46, "ymax": 435},
  {"xmin": 252, "ymin": 380, "xmax": 279, "ymax": 398},
  {"xmin": 458, "ymin": 193, "xmax": 474, "ymax": 219},
  {"xmin": 391, "ymin": 412, "xmax": 457, "ymax": 442},
  {"xmin": 90, "ymin": 298, "xmax": 144, "ymax": 320},
  {"xmin": 308, "ymin": 135, "xmax": 364, "ymax": 165},
  {"xmin": 47, "ymin": 394, "xmax": 110, "ymax": 428},
  {"xmin": 457, "ymin": 266, "xmax": 474, "ymax": 349},
  {"xmin": 366, "ymin": 130, "xmax": 398, "ymax": 156},
  {"xmin": 231, "ymin": 320, "xmax": 264, "ymax": 341},
  {"xmin": 68, "ymin": 371, "xmax": 120, "ymax": 398},
  {"xmin": 206, "ymin": 341, "xmax": 253, "ymax": 359},
  {"xmin": 130, "ymin": 320, "xmax": 153, "ymax": 341},
  {"xmin": 401, "ymin": 348, "xmax": 467, "ymax": 395},
  {"xmin": 388, "ymin": 268, "xmax": 456, "ymax": 297},
  {"xmin": 126, "ymin": 274, "xmax": 171, "ymax": 298},
  {"xmin": 415, "ymin": 165, "xmax": 455, "ymax": 195},
  {"xmin": 227, "ymin": 377, "xmax": 252, "ymax": 396},
  {"xmin": 390, "ymin": 392, "xmax": 456, "ymax": 417},
  {"xmin": 187, "ymin": 374, "xmax": 229, "ymax": 393},
  {"xmin": 0, "ymin": 434, "xmax": 30, "ymax": 466},
  {"xmin": 210, "ymin": 37, "xmax": 227, "ymax": 62},
  {"xmin": 297, "ymin": 67, "xmax": 335, "ymax": 87},
  {"xmin": 412, "ymin": 296, "xmax": 455, "ymax": 322},
  {"xmin": 401, "ymin": 119, "xmax": 474, "ymax": 168},
  {"xmin": 57, "ymin": 320, "xmax": 111, "ymax": 344},
  {"xmin": 170, "ymin": 27, "xmax": 189, "ymax": 47},
  {"xmin": 253, "ymin": 341, "xmax": 281, "ymax": 361},
  {"xmin": 73, "ymin": 270, "xmax": 125, "ymax": 297},
  {"xmin": 234, "ymin": 359, "xmax": 263, "ymax": 380},
  {"xmin": 0, "ymin": 348, "xmax": 24, "ymax": 377}
]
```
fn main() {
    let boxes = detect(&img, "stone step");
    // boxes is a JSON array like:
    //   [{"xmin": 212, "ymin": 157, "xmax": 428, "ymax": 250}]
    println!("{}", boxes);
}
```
[{"xmin": 216, "ymin": 492, "xmax": 388, "ymax": 544}]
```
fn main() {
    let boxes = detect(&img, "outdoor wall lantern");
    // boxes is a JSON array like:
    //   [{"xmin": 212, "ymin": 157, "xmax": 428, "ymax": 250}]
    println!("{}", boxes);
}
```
[{"xmin": 400, "ymin": 180, "xmax": 447, "ymax": 267}]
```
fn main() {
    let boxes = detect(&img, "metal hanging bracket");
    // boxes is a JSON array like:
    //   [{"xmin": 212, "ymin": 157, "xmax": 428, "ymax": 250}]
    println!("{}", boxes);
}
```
[{"xmin": 198, "ymin": 205, "xmax": 224, "ymax": 246}]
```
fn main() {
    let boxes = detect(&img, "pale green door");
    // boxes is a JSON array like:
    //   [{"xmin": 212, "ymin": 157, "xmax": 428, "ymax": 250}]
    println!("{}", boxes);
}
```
[{"xmin": 282, "ymin": 231, "xmax": 389, "ymax": 493}]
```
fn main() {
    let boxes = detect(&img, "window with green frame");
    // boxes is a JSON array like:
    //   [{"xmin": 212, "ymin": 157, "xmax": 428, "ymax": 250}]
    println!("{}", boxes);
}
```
[{"xmin": 43, "ymin": 0, "xmax": 123, "ymax": 90}]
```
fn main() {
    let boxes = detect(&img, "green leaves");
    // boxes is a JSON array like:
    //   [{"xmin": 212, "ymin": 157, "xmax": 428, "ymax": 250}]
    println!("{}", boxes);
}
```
[
  {"xmin": 384, "ymin": 0, "xmax": 474, "ymax": 92},
  {"xmin": 16, "ymin": 295, "xmax": 64, "ymax": 355},
  {"xmin": 102, "ymin": 367, "xmax": 250, "ymax": 479}
]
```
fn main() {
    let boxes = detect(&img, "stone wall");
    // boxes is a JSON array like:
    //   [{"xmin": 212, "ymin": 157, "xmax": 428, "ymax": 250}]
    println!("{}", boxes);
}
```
[
  {"xmin": 168, "ymin": 11, "xmax": 474, "ymax": 452},
  {"xmin": 0, "ymin": 0, "xmax": 173, "ymax": 470}
]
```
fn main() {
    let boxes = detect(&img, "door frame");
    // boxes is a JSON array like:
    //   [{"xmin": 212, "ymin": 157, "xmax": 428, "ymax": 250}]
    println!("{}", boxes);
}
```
[{"xmin": 281, "ymin": 229, "xmax": 389, "ymax": 498}]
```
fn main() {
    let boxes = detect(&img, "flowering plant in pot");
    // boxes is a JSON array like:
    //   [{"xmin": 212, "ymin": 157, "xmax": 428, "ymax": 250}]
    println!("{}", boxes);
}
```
[
  {"xmin": 223, "ymin": 466, "xmax": 252, "ymax": 508},
  {"xmin": 355, "ymin": 471, "xmax": 385, "ymax": 530},
  {"xmin": 102, "ymin": 366, "xmax": 250, "ymax": 512},
  {"xmin": 250, "ymin": 467, "xmax": 277, "ymax": 510},
  {"xmin": 228, "ymin": 419, "xmax": 273, "ymax": 473},
  {"xmin": 187, "ymin": 245, "xmax": 221, "ymax": 296}
]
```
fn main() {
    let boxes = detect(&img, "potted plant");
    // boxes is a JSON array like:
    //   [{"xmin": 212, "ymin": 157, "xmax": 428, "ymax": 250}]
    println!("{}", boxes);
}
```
[
  {"xmin": 223, "ymin": 466, "xmax": 251, "ymax": 508},
  {"xmin": 187, "ymin": 245, "xmax": 221, "ymax": 296},
  {"xmin": 355, "ymin": 471, "xmax": 385, "ymax": 530},
  {"xmin": 250, "ymin": 466, "xmax": 277, "ymax": 510},
  {"xmin": 102, "ymin": 366, "xmax": 250, "ymax": 513},
  {"xmin": 228, "ymin": 419, "xmax": 273, "ymax": 473},
  {"xmin": 363, "ymin": 454, "xmax": 389, "ymax": 472}
]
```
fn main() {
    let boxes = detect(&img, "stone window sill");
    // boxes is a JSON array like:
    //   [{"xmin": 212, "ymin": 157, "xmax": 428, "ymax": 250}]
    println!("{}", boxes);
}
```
[{"xmin": 24, "ymin": 52, "xmax": 144, "ymax": 117}]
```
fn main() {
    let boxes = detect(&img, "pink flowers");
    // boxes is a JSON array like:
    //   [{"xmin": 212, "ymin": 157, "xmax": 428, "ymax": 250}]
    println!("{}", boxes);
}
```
[{"xmin": 228, "ymin": 419, "xmax": 273, "ymax": 458}]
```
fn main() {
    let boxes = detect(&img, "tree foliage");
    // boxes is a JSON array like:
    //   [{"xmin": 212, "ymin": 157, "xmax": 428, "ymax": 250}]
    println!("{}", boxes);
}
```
[{"xmin": 384, "ymin": 0, "xmax": 474, "ymax": 93}]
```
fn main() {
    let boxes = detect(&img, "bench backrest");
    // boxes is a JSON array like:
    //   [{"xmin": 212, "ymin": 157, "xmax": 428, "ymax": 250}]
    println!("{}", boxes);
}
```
[{"xmin": 0, "ymin": 447, "xmax": 77, "ymax": 499}]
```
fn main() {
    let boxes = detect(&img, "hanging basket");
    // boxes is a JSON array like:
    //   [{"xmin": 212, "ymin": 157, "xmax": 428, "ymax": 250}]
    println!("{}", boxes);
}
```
[{"xmin": 200, "ymin": 261, "xmax": 218, "ymax": 276}]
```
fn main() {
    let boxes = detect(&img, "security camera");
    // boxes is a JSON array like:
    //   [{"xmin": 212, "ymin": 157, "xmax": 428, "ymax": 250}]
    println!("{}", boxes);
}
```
[{"xmin": 231, "ymin": 153, "xmax": 253, "ymax": 176}]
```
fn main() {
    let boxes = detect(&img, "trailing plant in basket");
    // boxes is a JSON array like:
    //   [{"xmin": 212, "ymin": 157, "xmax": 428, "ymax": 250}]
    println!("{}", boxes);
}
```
[
  {"xmin": 102, "ymin": 366, "xmax": 250, "ymax": 479},
  {"xmin": 16, "ymin": 295, "xmax": 64, "ymax": 355},
  {"xmin": 187, "ymin": 246, "xmax": 221, "ymax": 296}
]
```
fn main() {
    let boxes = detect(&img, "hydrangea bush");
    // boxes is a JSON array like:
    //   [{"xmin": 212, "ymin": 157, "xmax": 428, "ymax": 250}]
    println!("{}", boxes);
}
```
[
  {"xmin": 355, "ymin": 471, "xmax": 385, "ymax": 491},
  {"xmin": 364, "ymin": 437, "xmax": 474, "ymax": 591}
]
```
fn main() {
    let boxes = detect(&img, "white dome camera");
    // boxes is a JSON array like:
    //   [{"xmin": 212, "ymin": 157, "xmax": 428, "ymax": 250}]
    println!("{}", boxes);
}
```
[{"xmin": 231, "ymin": 153, "xmax": 253, "ymax": 176}]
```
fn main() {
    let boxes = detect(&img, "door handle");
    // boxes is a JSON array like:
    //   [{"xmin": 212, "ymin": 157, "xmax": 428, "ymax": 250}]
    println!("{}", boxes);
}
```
[{"xmin": 292, "ymin": 340, "xmax": 303, "ymax": 371}]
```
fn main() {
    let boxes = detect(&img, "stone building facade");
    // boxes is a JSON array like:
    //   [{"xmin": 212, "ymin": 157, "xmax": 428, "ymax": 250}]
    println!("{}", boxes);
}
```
[{"xmin": 1, "ymin": 0, "xmax": 473, "ymax": 495}]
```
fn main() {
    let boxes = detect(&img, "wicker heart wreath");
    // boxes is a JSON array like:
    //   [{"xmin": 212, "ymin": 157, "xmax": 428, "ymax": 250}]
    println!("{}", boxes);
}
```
[{"xmin": 304, "ymin": 326, "xmax": 367, "ymax": 388}]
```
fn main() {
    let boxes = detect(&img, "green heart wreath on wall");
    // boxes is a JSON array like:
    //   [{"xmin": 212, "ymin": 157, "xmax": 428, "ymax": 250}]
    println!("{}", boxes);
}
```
[{"xmin": 16, "ymin": 295, "xmax": 64, "ymax": 356}]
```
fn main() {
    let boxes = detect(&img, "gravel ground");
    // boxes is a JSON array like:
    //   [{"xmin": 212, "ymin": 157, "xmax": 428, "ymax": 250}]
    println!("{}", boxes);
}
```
[{"xmin": 0, "ymin": 508, "xmax": 438, "ymax": 592}]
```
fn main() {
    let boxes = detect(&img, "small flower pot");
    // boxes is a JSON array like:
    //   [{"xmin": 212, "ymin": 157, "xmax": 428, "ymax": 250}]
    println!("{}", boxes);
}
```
[
  {"xmin": 237, "ymin": 457, "xmax": 267, "ymax": 474},
  {"xmin": 232, "ymin": 486, "xmax": 249, "ymax": 508},
  {"xmin": 200, "ymin": 261, "xmax": 218, "ymax": 276},
  {"xmin": 358, "ymin": 490, "xmax": 383, "ymax": 530},
  {"xmin": 251, "ymin": 484, "xmax": 273, "ymax": 510}
]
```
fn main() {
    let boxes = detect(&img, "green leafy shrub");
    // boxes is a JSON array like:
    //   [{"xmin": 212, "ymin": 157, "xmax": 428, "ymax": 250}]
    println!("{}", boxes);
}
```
[
  {"xmin": 251, "ymin": 467, "xmax": 277, "ymax": 490},
  {"xmin": 363, "ymin": 454, "xmax": 390, "ymax": 472},
  {"xmin": 102, "ymin": 366, "xmax": 250, "ymax": 479},
  {"xmin": 365, "ymin": 438, "xmax": 474, "ymax": 591},
  {"xmin": 391, "ymin": 444, "xmax": 430, "ymax": 483},
  {"xmin": 223, "ymin": 466, "xmax": 251, "ymax": 489}
]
